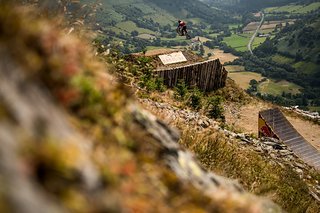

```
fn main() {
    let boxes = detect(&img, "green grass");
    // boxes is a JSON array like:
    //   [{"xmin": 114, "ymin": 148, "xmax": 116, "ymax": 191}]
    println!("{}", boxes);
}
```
[
  {"xmin": 98, "ymin": 0, "xmax": 177, "ymax": 27},
  {"xmin": 208, "ymin": 33, "xmax": 220, "ymax": 38},
  {"xmin": 228, "ymin": 71, "xmax": 263, "ymax": 90},
  {"xmin": 223, "ymin": 33, "xmax": 253, "ymax": 52},
  {"xmin": 105, "ymin": 26, "xmax": 128, "ymax": 34},
  {"xmin": 252, "ymin": 37, "xmax": 267, "ymax": 49},
  {"xmin": 137, "ymin": 34, "xmax": 156, "ymax": 40},
  {"xmin": 309, "ymin": 106, "xmax": 320, "ymax": 113},
  {"xmin": 293, "ymin": 61, "xmax": 320, "ymax": 75},
  {"xmin": 179, "ymin": 129, "xmax": 320, "ymax": 212},
  {"xmin": 134, "ymin": 2, "xmax": 157, "ymax": 14},
  {"xmin": 96, "ymin": 6, "xmax": 124, "ymax": 24},
  {"xmin": 203, "ymin": 46, "xmax": 214, "ymax": 57},
  {"xmin": 228, "ymin": 23, "xmax": 241, "ymax": 30},
  {"xmin": 229, "ymin": 71, "xmax": 303, "ymax": 95},
  {"xmin": 258, "ymin": 79, "xmax": 302, "ymax": 95},
  {"xmin": 259, "ymin": 29, "xmax": 275, "ymax": 34},
  {"xmin": 264, "ymin": 6, "xmax": 278, "ymax": 13},
  {"xmin": 299, "ymin": 2, "xmax": 320, "ymax": 13},
  {"xmin": 224, "ymin": 65, "xmax": 246, "ymax": 73},
  {"xmin": 116, "ymin": 21, "xmax": 154, "ymax": 34},
  {"xmin": 271, "ymin": 54, "xmax": 295, "ymax": 64},
  {"xmin": 264, "ymin": 2, "xmax": 320, "ymax": 14},
  {"xmin": 264, "ymin": 5, "xmax": 303, "ymax": 13},
  {"xmin": 187, "ymin": 18, "xmax": 202, "ymax": 24},
  {"xmin": 146, "ymin": 46, "xmax": 165, "ymax": 51},
  {"xmin": 144, "ymin": 13, "xmax": 175, "ymax": 26},
  {"xmin": 160, "ymin": 36, "xmax": 188, "ymax": 41}
]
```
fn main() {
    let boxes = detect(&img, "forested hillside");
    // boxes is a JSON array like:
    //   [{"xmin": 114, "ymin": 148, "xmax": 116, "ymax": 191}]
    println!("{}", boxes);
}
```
[
  {"xmin": 204, "ymin": 0, "xmax": 312, "ymax": 11},
  {"xmin": 86, "ymin": 0, "xmax": 236, "ymax": 53},
  {"xmin": 147, "ymin": 0, "xmax": 233, "ymax": 24},
  {"xmin": 93, "ymin": 0, "xmax": 234, "ymax": 29},
  {"xmin": 229, "ymin": 12, "xmax": 320, "ymax": 109}
]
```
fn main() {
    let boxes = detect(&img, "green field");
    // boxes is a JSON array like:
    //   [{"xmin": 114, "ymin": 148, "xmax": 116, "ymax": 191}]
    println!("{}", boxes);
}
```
[
  {"xmin": 203, "ymin": 46, "xmax": 215, "ymax": 57},
  {"xmin": 308, "ymin": 106, "xmax": 320, "ymax": 113},
  {"xmin": 258, "ymin": 29, "xmax": 275, "ymax": 34},
  {"xmin": 229, "ymin": 71, "xmax": 302, "ymax": 95},
  {"xmin": 258, "ymin": 79, "xmax": 302, "ymax": 96},
  {"xmin": 224, "ymin": 65, "xmax": 246, "ymax": 72},
  {"xmin": 144, "ymin": 13, "xmax": 176, "ymax": 26},
  {"xmin": 137, "ymin": 34, "xmax": 156, "ymax": 40},
  {"xmin": 208, "ymin": 33, "xmax": 220, "ymax": 38},
  {"xmin": 252, "ymin": 36, "xmax": 267, "ymax": 49},
  {"xmin": 228, "ymin": 72, "xmax": 264, "ymax": 90},
  {"xmin": 187, "ymin": 18, "xmax": 203, "ymax": 24},
  {"xmin": 223, "ymin": 33, "xmax": 253, "ymax": 52},
  {"xmin": 264, "ymin": 5, "xmax": 303, "ymax": 13},
  {"xmin": 293, "ymin": 61, "xmax": 320, "ymax": 75},
  {"xmin": 146, "ymin": 46, "xmax": 165, "ymax": 51},
  {"xmin": 228, "ymin": 23, "xmax": 241, "ymax": 30},
  {"xmin": 299, "ymin": 2, "xmax": 320, "ymax": 13},
  {"xmin": 264, "ymin": 2, "xmax": 320, "ymax": 14},
  {"xmin": 116, "ymin": 21, "xmax": 154, "ymax": 34},
  {"xmin": 271, "ymin": 54, "xmax": 295, "ymax": 64},
  {"xmin": 160, "ymin": 36, "xmax": 188, "ymax": 42}
]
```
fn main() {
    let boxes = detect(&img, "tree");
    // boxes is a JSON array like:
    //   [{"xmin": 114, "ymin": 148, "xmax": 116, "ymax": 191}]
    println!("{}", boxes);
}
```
[
  {"xmin": 207, "ymin": 96, "xmax": 225, "ymax": 121},
  {"xmin": 199, "ymin": 45, "xmax": 205, "ymax": 56},
  {"xmin": 131, "ymin": 30, "xmax": 139, "ymax": 37},
  {"xmin": 249, "ymin": 79, "xmax": 258, "ymax": 86}
]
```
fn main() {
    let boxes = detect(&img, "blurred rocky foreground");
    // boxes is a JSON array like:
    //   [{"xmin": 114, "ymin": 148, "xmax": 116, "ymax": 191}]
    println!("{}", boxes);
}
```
[{"xmin": 0, "ymin": 3, "xmax": 281, "ymax": 213}]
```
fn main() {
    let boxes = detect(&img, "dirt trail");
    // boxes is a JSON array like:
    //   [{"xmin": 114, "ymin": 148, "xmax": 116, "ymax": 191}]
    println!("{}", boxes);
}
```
[
  {"xmin": 225, "ymin": 99, "xmax": 320, "ymax": 150},
  {"xmin": 248, "ymin": 12, "xmax": 265, "ymax": 54}
]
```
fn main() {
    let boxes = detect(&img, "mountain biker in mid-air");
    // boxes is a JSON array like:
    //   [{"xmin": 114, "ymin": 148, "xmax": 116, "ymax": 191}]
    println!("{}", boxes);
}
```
[
  {"xmin": 177, "ymin": 20, "xmax": 188, "ymax": 36},
  {"xmin": 177, "ymin": 20, "xmax": 191, "ymax": 39}
]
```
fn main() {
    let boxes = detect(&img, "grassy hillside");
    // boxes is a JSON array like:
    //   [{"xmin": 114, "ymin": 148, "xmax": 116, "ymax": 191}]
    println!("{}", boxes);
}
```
[
  {"xmin": 228, "ymin": 11, "xmax": 320, "ymax": 110},
  {"xmin": 261, "ymin": 14, "xmax": 320, "ymax": 87},
  {"xmin": 264, "ymin": 2, "xmax": 320, "ymax": 14},
  {"xmin": 205, "ymin": 0, "xmax": 300, "ymax": 11},
  {"xmin": 86, "ymin": 0, "xmax": 238, "ymax": 54},
  {"xmin": 95, "ymin": 0, "xmax": 233, "ymax": 30},
  {"xmin": 148, "ymin": 0, "xmax": 233, "ymax": 24}
]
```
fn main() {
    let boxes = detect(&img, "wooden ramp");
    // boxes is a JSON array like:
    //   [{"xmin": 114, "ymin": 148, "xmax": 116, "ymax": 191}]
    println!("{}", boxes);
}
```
[
  {"xmin": 259, "ymin": 108, "xmax": 320, "ymax": 170},
  {"xmin": 155, "ymin": 59, "xmax": 228, "ymax": 92}
]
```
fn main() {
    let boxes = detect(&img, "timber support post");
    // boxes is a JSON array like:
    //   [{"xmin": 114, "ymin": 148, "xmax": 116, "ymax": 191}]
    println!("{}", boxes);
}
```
[{"xmin": 154, "ymin": 59, "xmax": 228, "ymax": 92}]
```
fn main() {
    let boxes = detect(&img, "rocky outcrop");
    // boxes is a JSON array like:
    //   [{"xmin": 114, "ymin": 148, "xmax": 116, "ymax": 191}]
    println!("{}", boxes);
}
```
[
  {"xmin": 284, "ymin": 106, "xmax": 320, "ymax": 123},
  {"xmin": 140, "ymin": 99, "xmax": 320, "ymax": 203}
]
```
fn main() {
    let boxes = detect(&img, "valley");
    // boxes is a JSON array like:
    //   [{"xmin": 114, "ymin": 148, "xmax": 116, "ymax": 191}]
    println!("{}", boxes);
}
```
[{"xmin": 92, "ymin": 0, "xmax": 320, "ymax": 113}]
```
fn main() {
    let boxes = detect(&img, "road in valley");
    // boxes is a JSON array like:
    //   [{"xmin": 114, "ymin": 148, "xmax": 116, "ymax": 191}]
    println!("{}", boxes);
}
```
[{"xmin": 248, "ymin": 12, "xmax": 265, "ymax": 54}]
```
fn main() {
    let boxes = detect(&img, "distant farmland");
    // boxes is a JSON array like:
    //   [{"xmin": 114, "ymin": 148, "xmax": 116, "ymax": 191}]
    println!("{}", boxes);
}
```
[{"xmin": 264, "ymin": 2, "xmax": 320, "ymax": 14}]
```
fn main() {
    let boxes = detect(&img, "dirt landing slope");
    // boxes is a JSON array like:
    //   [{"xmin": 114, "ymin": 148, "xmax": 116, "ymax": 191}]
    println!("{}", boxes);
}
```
[{"xmin": 225, "ymin": 100, "xmax": 320, "ymax": 150}]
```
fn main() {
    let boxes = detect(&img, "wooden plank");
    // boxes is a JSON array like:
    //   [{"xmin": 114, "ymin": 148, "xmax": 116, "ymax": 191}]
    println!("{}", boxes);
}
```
[{"xmin": 154, "ymin": 59, "xmax": 227, "ymax": 92}]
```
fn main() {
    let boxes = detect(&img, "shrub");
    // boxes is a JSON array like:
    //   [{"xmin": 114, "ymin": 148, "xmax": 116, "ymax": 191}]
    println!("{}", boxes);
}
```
[
  {"xmin": 174, "ymin": 80, "xmax": 188, "ymax": 100},
  {"xmin": 188, "ymin": 88, "xmax": 203, "ymax": 110},
  {"xmin": 155, "ymin": 78, "xmax": 166, "ymax": 92},
  {"xmin": 206, "ymin": 96, "xmax": 225, "ymax": 121}
]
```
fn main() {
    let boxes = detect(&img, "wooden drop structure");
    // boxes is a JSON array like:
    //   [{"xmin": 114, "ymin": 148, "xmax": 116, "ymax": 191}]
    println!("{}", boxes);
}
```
[{"xmin": 155, "ymin": 59, "xmax": 228, "ymax": 92}]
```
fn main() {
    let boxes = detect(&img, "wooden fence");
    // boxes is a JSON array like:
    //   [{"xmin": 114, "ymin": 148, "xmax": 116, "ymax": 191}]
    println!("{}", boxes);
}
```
[{"xmin": 155, "ymin": 59, "xmax": 228, "ymax": 92}]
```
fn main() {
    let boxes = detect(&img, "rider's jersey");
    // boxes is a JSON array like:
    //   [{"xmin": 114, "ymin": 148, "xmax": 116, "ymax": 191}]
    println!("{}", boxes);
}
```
[{"xmin": 179, "ymin": 21, "xmax": 186, "ymax": 27}]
